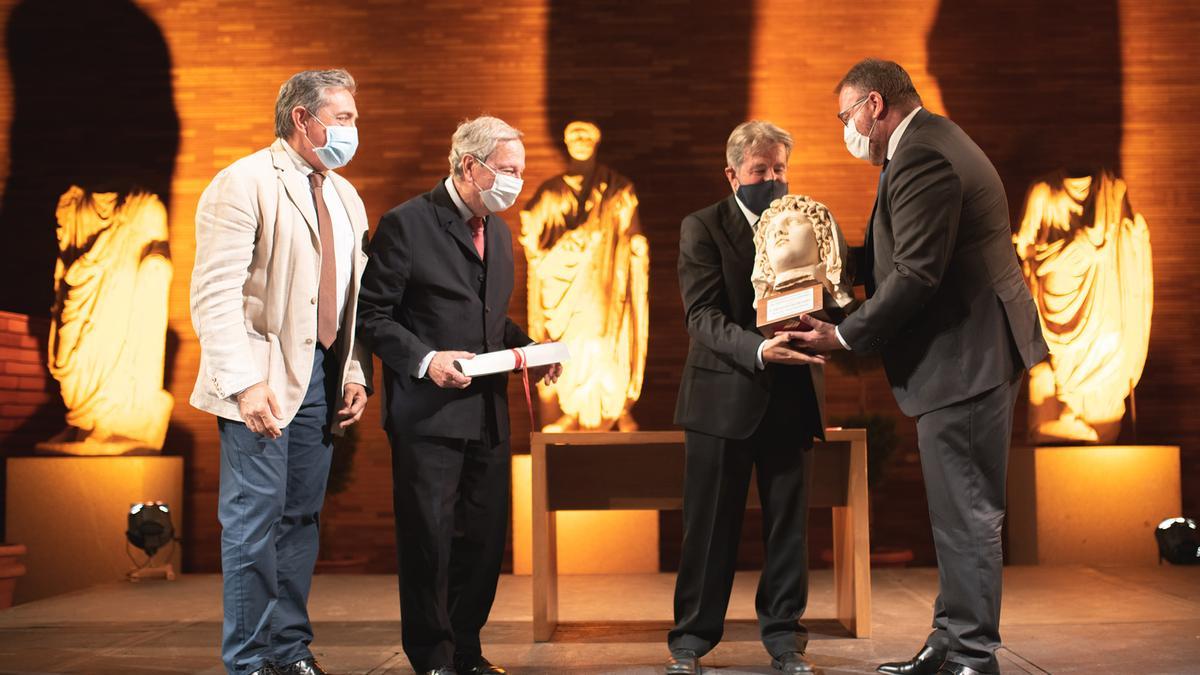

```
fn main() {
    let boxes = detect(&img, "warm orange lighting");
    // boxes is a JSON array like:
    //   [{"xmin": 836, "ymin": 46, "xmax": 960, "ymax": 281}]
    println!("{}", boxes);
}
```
[
  {"xmin": 1007, "ymin": 445, "xmax": 1180, "ymax": 565},
  {"xmin": 6, "ymin": 456, "xmax": 184, "ymax": 602},
  {"xmin": 41, "ymin": 187, "xmax": 174, "ymax": 455},
  {"xmin": 563, "ymin": 121, "xmax": 601, "ymax": 162},
  {"xmin": 511, "ymin": 454, "xmax": 658, "ymax": 575},
  {"xmin": 1014, "ymin": 172, "xmax": 1152, "ymax": 444},
  {"xmin": 519, "ymin": 121, "xmax": 648, "ymax": 432}
]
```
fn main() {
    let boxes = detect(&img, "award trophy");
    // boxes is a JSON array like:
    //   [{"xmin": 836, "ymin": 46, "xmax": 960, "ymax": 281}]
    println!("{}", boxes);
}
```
[{"xmin": 752, "ymin": 194, "xmax": 854, "ymax": 336}]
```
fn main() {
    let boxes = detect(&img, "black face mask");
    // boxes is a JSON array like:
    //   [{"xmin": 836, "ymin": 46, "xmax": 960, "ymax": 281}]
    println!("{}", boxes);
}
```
[{"xmin": 736, "ymin": 179, "xmax": 788, "ymax": 216}]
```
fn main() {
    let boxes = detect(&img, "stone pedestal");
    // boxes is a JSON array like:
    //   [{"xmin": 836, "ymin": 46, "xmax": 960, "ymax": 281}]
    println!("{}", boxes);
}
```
[
  {"xmin": 5, "ymin": 455, "xmax": 183, "ymax": 604},
  {"xmin": 1008, "ymin": 445, "xmax": 1181, "ymax": 565}
]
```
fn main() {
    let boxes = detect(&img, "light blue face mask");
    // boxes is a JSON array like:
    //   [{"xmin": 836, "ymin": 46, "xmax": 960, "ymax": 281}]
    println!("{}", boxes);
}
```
[{"xmin": 305, "ymin": 109, "xmax": 358, "ymax": 169}]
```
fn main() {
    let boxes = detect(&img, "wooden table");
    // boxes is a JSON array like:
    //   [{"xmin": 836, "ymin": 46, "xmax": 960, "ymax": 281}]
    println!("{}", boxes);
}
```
[{"xmin": 529, "ymin": 428, "xmax": 870, "ymax": 641}]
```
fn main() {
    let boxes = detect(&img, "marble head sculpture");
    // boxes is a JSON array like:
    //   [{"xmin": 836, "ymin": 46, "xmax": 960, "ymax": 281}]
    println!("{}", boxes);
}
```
[{"xmin": 751, "ymin": 193, "xmax": 854, "ymax": 314}]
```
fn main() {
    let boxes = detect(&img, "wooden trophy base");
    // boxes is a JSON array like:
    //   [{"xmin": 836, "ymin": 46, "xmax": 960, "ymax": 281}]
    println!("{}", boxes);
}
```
[{"xmin": 756, "ymin": 281, "xmax": 824, "ymax": 337}]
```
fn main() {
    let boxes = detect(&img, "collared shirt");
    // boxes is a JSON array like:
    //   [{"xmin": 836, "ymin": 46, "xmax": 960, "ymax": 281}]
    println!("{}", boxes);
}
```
[
  {"xmin": 834, "ymin": 105, "xmax": 924, "ymax": 351},
  {"xmin": 445, "ymin": 175, "xmax": 478, "ymax": 221},
  {"xmin": 887, "ymin": 106, "xmax": 922, "ymax": 161},
  {"xmin": 279, "ymin": 138, "xmax": 354, "ymax": 328},
  {"xmin": 733, "ymin": 192, "xmax": 769, "ymax": 369},
  {"xmin": 734, "ymin": 194, "xmax": 760, "ymax": 231}
]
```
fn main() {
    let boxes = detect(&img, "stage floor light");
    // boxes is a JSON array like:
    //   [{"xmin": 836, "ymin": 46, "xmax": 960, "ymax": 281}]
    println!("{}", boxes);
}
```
[
  {"xmin": 1156, "ymin": 517, "xmax": 1200, "ymax": 565},
  {"xmin": 125, "ymin": 501, "xmax": 177, "ymax": 581}
]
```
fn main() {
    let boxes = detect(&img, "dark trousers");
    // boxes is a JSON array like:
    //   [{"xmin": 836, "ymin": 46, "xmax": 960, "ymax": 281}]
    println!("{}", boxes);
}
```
[
  {"xmin": 218, "ymin": 347, "xmax": 335, "ymax": 675},
  {"xmin": 917, "ymin": 372, "xmax": 1022, "ymax": 673},
  {"xmin": 669, "ymin": 396, "xmax": 815, "ymax": 659},
  {"xmin": 388, "ymin": 409, "xmax": 510, "ymax": 671}
]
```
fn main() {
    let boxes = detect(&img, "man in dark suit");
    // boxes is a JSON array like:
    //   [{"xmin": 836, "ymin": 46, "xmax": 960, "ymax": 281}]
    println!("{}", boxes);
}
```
[
  {"xmin": 356, "ymin": 116, "xmax": 560, "ymax": 675},
  {"xmin": 791, "ymin": 60, "xmax": 1049, "ymax": 675},
  {"xmin": 667, "ymin": 121, "xmax": 826, "ymax": 675}
]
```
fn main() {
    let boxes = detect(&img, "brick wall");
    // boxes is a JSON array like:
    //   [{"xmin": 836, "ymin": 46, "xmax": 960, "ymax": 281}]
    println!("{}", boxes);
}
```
[
  {"xmin": 0, "ymin": 310, "xmax": 65, "ymax": 540},
  {"xmin": 0, "ymin": 0, "xmax": 1196, "ymax": 571},
  {"xmin": 0, "ymin": 312, "xmax": 59, "ymax": 443}
]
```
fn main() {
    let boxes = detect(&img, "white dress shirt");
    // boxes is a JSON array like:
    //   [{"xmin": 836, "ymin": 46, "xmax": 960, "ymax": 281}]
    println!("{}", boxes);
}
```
[
  {"xmin": 281, "ymin": 140, "xmax": 354, "ymax": 328},
  {"xmin": 733, "ymin": 194, "xmax": 770, "ymax": 370},
  {"xmin": 835, "ymin": 106, "xmax": 923, "ymax": 351}
]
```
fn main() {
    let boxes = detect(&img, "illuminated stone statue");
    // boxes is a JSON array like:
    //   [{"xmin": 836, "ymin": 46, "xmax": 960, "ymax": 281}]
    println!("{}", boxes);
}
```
[
  {"xmin": 40, "ymin": 186, "xmax": 174, "ymax": 454},
  {"xmin": 519, "ymin": 121, "xmax": 648, "ymax": 431},
  {"xmin": 751, "ymin": 194, "xmax": 854, "ymax": 313},
  {"xmin": 1013, "ymin": 170, "xmax": 1152, "ymax": 444}
]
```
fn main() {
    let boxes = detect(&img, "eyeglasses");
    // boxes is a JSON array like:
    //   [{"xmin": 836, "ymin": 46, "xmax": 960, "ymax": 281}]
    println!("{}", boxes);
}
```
[
  {"xmin": 837, "ymin": 96, "xmax": 869, "ymax": 126},
  {"xmin": 472, "ymin": 155, "xmax": 522, "ymax": 179}
]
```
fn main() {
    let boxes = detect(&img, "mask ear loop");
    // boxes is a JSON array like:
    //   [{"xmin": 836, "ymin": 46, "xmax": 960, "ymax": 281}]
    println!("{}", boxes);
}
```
[
  {"xmin": 466, "ymin": 154, "xmax": 490, "ymax": 190},
  {"xmin": 866, "ymin": 95, "xmax": 883, "ymax": 138},
  {"xmin": 299, "ymin": 108, "xmax": 328, "ymax": 153}
]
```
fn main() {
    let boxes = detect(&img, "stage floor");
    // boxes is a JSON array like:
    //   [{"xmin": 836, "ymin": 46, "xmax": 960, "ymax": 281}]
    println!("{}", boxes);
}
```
[{"xmin": 0, "ymin": 566, "xmax": 1196, "ymax": 674}]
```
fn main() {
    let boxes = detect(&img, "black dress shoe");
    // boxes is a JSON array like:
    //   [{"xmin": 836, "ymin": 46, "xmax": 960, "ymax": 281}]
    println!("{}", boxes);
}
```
[
  {"xmin": 666, "ymin": 649, "xmax": 700, "ymax": 674},
  {"xmin": 422, "ymin": 669, "xmax": 457, "ymax": 675},
  {"xmin": 279, "ymin": 657, "xmax": 329, "ymax": 675},
  {"xmin": 877, "ymin": 645, "xmax": 947, "ymax": 675},
  {"xmin": 772, "ymin": 651, "xmax": 817, "ymax": 674},
  {"xmin": 249, "ymin": 665, "xmax": 282, "ymax": 675},
  {"xmin": 936, "ymin": 663, "xmax": 998, "ymax": 675},
  {"xmin": 453, "ymin": 655, "xmax": 506, "ymax": 675}
]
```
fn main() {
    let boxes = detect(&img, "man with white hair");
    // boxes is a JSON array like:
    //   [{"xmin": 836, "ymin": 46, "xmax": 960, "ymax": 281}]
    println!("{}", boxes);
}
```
[
  {"xmin": 191, "ymin": 69, "xmax": 372, "ymax": 675},
  {"xmin": 357, "ymin": 116, "xmax": 560, "ymax": 675}
]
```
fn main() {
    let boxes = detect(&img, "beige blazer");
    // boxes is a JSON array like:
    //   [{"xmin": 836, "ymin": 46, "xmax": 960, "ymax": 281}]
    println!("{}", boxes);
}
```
[{"xmin": 189, "ymin": 139, "xmax": 372, "ymax": 429}]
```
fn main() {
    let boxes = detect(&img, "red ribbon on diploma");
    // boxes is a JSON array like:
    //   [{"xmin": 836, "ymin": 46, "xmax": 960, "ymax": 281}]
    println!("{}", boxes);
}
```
[{"xmin": 511, "ymin": 347, "xmax": 535, "ymax": 430}]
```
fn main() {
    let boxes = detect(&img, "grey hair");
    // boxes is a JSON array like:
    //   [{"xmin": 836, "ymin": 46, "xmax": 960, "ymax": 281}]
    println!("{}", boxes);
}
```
[
  {"xmin": 448, "ymin": 116, "xmax": 524, "ymax": 178},
  {"xmin": 835, "ymin": 58, "xmax": 922, "ymax": 109},
  {"xmin": 725, "ymin": 120, "xmax": 793, "ymax": 170},
  {"xmin": 274, "ymin": 69, "xmax": 357, "ymax": 139}
]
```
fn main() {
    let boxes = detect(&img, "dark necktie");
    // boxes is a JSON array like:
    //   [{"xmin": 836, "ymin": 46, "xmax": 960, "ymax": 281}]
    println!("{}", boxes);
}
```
[
  {"xmin": 308, "ymin": 172, "xmax": 338, "ymax": 349},
  {"xmin": 469, "ymin": 216, "xmax": 486, "ymax": 258}
]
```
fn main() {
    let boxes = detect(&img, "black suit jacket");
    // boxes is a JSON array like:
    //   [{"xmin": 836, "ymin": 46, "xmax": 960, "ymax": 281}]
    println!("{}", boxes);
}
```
[
  {"xmin": 840, "ymin": 109, "xmax": 1049, "ymax": 417},
  {"xmin": 356, "ymin": 180, "xmax": 532, "ymax": 441},
  {"xmin": 674, "ymin": 195, "xmax": 825, "ymax": 441}
]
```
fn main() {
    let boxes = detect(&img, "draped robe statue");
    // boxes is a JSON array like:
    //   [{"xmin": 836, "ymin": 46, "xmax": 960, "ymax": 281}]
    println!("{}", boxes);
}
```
[
  {"xmin": 40, "ymin": 186, "xmax": 174, "ymax": 454},
  {"xmin": 519, "ymin": 121, "xmax": 649, "ymax": 431},
  {"xmin": 1013, "ymin": 170, "xmax": 1152, "ymax": 444}
]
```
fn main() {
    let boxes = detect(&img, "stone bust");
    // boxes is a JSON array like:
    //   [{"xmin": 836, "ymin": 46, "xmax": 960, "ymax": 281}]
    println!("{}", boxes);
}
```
[{"xmin": 752, "ymin": 193, "xmax": 854, "ymax": 311}]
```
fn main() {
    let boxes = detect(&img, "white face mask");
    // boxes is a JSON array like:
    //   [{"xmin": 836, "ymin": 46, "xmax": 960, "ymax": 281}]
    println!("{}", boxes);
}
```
[
  {"xmin": 305, "ymin": 109, "xmax": 358, "ymax": 169},
  {"xmin": 474, "ymin": 158, "xmax": 524, "ymax": 212},
  {"xmin": 843, "ymin": 109, "xmax": 877, "ymax": 163}
]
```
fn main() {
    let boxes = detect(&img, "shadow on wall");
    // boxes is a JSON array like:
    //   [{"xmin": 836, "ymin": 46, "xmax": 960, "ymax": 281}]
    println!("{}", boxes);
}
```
[
  {"xmin": 0, "ymin": 0, "xmax": 179, "ymax": 317},
  {"xmin": 545, "ymin": 1, "xmax": 754, "ymax": 219},
  {"xmin": 543, "ymin": 0, "xmax": 754, "ymax": 432},
  {"xmin": 543, "ymin": 1, "xmax": 772, "ymax": 570},
  {"xmin": 926, "ymin": 0, "xmax": 1122, "ymax": 220}
]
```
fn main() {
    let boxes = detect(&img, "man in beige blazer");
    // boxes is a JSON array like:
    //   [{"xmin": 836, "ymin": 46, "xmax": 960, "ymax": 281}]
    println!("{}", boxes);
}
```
[{"xmin": 190, "ymin": 69, "xmax": 372, "ymax": 675}]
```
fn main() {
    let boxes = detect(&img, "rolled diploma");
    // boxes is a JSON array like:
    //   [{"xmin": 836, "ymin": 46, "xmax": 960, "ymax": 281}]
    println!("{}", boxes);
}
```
[{"xmin": 453, "ymin": 342, "xmax": 571, "ymax": 377}]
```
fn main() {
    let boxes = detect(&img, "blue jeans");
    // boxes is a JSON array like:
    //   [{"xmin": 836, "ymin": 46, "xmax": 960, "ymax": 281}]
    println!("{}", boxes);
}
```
[{"xmin": 218, "ymin": 347, "xmax": 334, "ymax": 674}]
